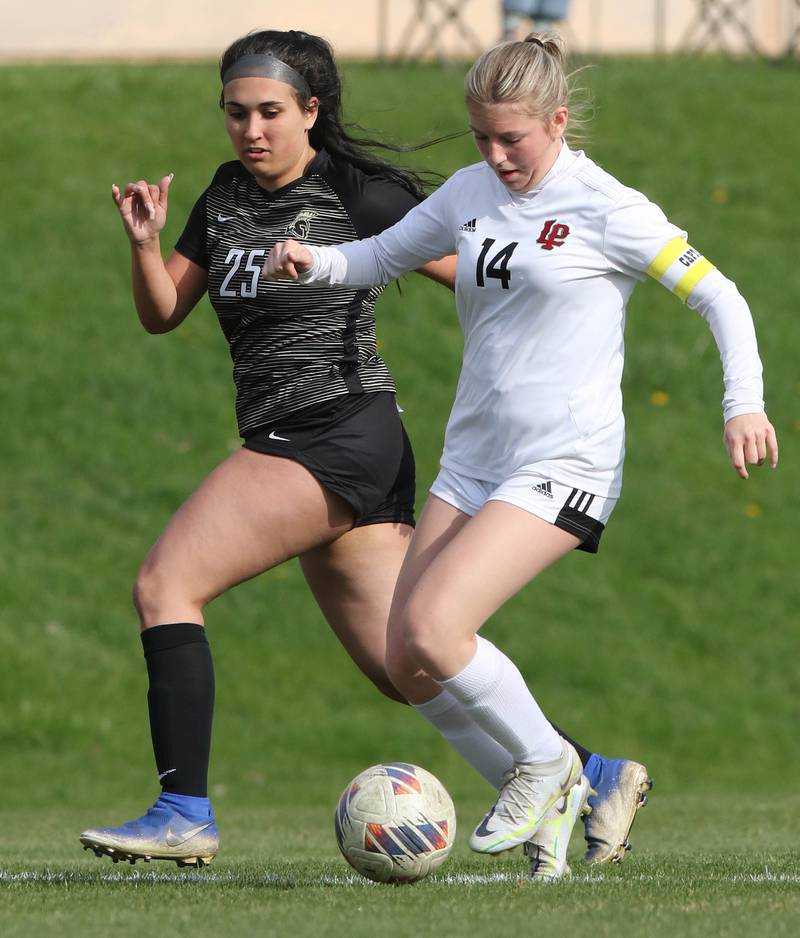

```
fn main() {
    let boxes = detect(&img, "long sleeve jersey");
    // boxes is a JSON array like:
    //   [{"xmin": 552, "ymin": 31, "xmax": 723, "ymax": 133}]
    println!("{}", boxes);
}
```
[{"xmin": 299, "ymin": 145, "xmax": 764, "ymax": 497}]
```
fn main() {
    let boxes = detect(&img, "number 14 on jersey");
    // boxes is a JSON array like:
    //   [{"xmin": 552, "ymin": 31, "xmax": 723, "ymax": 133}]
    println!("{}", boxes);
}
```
[{"xmin": 476, "ymin": 239, "xmax": 519, "ymax": 290}]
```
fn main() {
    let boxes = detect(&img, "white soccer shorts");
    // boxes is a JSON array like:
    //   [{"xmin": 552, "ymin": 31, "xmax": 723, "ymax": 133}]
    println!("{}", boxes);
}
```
[{"xmin": 429, "ymin": 465, "xmax": 617, "ymax": 553}]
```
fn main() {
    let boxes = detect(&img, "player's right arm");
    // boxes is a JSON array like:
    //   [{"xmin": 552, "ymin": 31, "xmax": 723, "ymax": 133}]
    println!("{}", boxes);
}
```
[
  {"xmin": 112, "ymin": 175, "xmax": 207, "ymax": 334},
  {"xmin": 265, "ymin": 177, "xmax": 458, "ymax": 287}
]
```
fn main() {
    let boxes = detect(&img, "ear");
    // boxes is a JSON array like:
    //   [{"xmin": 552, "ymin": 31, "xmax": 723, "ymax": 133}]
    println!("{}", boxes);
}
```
[
  {"xmin": 305, "ymin": 96, "xmax": 320, "ymax": 130},
  {"xmin": 550, "ymin": 106, "xmax": 569, "ymax": 140}
]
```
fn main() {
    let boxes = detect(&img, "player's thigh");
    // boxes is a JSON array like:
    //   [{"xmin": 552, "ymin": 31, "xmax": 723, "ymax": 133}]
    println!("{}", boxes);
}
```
[
  {"xmin": 139, "ymin": 448, "xmax": 354, "ymax": 609},
  {"xmin": 384, "ymin": 496, "xmax": 471, "ymax": 665},
  {"xmin": 390, "ymin": 495, "xmax": 472, "ymax": 609},
  {"xmin": 299, "ymin": 521, "xmax": 413, "ymax": 700},
  {"xmin": 402, "ymin": 499, "xmax": 580, "ymax": 648}
]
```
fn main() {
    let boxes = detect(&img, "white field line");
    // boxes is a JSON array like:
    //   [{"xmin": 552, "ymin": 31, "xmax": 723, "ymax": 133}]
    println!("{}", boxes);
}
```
[{"xmin": 1, "ymin": 867, "xmax": 799, "ymax": 886}]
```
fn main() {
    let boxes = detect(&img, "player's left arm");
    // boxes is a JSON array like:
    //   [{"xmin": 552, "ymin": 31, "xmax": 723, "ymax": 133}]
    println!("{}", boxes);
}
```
[
  {"xmin": 645, "ymin": 237, "xmax": 778, "ymax": 479},
  {"xmin": 415, "ymin": 255, "xmax": 457, "ymax": 291}
]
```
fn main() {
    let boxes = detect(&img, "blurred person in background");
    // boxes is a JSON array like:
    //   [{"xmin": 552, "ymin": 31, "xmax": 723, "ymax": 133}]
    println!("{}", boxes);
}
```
[
  {"xmin": 265, "ymin": 32, "xmax": 777, "ymax": 877},
  {"xmin": 503, "ymin": 0, "xmax": 571, "ymax": 40}
]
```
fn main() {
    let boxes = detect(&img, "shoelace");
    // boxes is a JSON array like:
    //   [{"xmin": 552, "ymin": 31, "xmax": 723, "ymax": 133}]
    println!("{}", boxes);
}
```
[{"xmin": 494, "ymin": 766, "xmax": 547, "ymax": 823}]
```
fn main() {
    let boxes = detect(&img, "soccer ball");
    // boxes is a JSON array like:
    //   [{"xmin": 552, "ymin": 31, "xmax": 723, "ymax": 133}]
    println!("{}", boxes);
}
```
[{"xmin": 334, "ymin": 762, "xmax": 456, "ymax": 884}]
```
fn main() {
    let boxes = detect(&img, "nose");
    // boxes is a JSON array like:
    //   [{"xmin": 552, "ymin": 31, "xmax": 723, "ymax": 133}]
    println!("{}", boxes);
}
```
[
  {"xmin": 243, "ymin": 113, "xmax": 263, "ymax": 142},
  {"xmin": 487, "ymin": 141, "xmax": 507, "ymax": 167}
]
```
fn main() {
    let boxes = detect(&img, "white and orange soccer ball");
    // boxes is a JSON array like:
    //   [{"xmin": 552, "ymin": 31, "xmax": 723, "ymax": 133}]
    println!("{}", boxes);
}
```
[{"xmin": 334, "ymin": 763, "xmax": 456, "ymax": 883}]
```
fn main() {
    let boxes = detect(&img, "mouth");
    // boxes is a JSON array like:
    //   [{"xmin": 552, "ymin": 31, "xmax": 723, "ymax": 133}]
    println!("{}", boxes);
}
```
[{"xmin": 244, "ymin": 147, "xmax": 268, "ymax": 160}]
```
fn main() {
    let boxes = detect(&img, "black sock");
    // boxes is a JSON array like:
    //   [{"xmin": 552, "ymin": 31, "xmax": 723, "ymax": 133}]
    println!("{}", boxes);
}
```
[
  {"xmin": 549, "ymin": 721, "xmax": 593, "ymax": 768},
  {"xmin": 141, "ymin": 622, "xmax": 214, "ymax": 797}
]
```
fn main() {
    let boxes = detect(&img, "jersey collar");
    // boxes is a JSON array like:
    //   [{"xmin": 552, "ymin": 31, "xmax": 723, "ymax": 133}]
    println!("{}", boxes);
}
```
[
  {"xmin": 248, "ymin": 148, "xmax": 329, "ymax": 202},
  {"xmin": 508, "ymin": 142, "xmax": 579, "ymax": 202}
]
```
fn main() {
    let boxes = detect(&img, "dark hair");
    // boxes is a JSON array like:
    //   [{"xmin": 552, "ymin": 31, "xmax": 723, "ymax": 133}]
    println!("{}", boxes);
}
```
[{"xmin": 219, "ymin": 29, "xmax": 432, "ymax": 200}]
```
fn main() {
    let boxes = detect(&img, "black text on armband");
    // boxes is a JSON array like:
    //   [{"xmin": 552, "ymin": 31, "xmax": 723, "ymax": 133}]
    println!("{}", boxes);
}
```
[{"xmin": 679, "ymin": 247, "xmax": 701, "ymax": 268}]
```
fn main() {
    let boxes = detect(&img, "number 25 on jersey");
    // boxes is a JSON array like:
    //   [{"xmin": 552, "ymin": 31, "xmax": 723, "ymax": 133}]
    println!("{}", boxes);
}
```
[{"xmin": 220, "ymin": 248, "xmax": 265, "ymax": 299}]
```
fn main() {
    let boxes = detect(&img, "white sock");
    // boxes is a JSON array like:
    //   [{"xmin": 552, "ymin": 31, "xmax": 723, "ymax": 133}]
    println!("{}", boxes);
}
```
[
  {"xmin": 413, "ymin": 690, "xmax": 513, "ymax": 788},
  {"xmin": 438, "ymin": 635, "xmax": 563, "ymax": 764}
]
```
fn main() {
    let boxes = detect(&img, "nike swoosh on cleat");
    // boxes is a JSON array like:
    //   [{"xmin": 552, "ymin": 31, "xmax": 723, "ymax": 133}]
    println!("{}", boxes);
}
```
[
  {"xmin": 473, "ymin": 807, "xmax": 497, "ymax": 838},
  {"xmin": 165, "ymin": 823, "xmax": 213, "ymax": 847}
]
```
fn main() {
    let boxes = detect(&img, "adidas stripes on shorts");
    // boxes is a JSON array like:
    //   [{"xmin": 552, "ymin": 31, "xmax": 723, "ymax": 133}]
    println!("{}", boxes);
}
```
[{"xmin": 429, "ymin": 465, "xmax": 617, "ymax": 554}]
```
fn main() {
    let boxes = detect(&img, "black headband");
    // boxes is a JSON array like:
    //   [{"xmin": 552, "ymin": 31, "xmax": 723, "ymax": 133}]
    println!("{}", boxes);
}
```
[
  {"xmin": 526, "ymin": 36, "xmax": 545, "ymax": 48},
  {"xmin": 222, "ymin": 53, "xmax": 311, "ymax": 97}
]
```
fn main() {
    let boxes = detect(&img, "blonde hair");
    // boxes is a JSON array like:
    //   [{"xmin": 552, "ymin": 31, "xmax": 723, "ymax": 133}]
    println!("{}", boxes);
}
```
[{"xmin": 465, "ymin": 33, "xmax": 591, "ymax": 143}]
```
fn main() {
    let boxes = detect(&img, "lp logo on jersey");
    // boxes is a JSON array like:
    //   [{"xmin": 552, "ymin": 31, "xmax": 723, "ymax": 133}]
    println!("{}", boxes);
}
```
[
  {"xmin": 536, "ymin": 219, "xmax": 570, "ymax": 251},
  {"xmin": 286, "ymin": 210, "xmax": 317, "ymax": 239}
]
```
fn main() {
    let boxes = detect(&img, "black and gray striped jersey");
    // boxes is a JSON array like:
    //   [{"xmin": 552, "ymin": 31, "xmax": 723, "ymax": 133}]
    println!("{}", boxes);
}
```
[{"xmin": 174, "ymin": 149, "xmax": 420, "ymax": 436}]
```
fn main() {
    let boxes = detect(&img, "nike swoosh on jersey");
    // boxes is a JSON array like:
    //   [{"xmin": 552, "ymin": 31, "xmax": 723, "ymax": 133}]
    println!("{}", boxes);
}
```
[
  {"xmin": 164, "ymin": 823, "xmax": 213, "ymax": 847},
  {"xmin": 217, "ymin": 214, "xmax": 235, "ymax": 223},
  {"xmin": 268, "ymin": 430, "xmax": 290, "ymax": 442}
]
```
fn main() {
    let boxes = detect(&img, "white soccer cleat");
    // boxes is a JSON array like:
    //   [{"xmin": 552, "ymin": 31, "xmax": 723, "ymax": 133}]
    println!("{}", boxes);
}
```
[
  {"xmin": 583, "ymin": 758, "xmax": 652, "ymax": 864},
  {"xmin": 469, "ymin": 740, "xmax": 583, "ymax": 854},
  {"xmin": 524, "ymin": 775, "xmax": 594, "ymax": 881}
]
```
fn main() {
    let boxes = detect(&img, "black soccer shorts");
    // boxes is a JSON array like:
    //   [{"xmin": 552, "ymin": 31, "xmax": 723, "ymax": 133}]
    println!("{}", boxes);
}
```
[{"xmin": 243, "ymin": 391, "xmax": 415, "ymax": 527}]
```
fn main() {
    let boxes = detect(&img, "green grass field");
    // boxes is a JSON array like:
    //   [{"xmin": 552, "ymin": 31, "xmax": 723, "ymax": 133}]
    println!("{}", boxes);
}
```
[{"xmin": 1, "ymin": 55, "xmax": 799, "ymax": 935}]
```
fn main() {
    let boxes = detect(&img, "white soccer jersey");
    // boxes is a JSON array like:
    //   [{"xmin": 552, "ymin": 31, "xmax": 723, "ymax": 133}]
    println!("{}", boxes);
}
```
[{"xmin": 301, "ymin": 145, "xmax": 765, "ymax": 497}]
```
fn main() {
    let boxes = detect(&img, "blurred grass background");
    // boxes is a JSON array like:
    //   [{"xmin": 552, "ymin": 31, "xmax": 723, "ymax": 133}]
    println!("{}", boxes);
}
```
[{"xmin": 0, "ymin": 56, "xmax": 798, "ymax": 831}]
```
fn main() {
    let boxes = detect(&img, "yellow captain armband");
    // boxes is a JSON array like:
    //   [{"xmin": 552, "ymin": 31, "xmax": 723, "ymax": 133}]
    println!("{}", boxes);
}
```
[{"xmin": 646, "ymin": 237, "xmax": 716, "ymax": 302}]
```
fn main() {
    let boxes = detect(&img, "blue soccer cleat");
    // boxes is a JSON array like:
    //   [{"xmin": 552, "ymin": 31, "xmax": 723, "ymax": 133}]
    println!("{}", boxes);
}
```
[
  {"xmin": 79, "ymin": 799, "xmax": 218, "ymax": 867},
  {"xmin": 582, "ymin": 757, "xmax": 652, "ymax": 864}
]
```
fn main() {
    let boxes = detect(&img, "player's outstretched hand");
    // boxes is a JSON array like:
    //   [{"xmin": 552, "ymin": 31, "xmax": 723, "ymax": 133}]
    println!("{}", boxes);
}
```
[
  {"xmin": 723, "ymin": 412, "xmax": 778, "ymax": 480},
  {"xmin": 111, "ymin": 174, "xmax": 173, "ymax": 244},
  {"xmin": 263, "ymin": 240, "xmax": 313, "ymax": 281}
]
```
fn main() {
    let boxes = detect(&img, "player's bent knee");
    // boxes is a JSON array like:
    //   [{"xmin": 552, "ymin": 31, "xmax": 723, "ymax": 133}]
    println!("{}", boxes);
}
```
[
  {"xmin": 132, "ymin": 556, "xmax": 200, "ymax": 627},
  {"xmin": 400, "ymin": 605, "xmax": 451, "ymax": 677}
]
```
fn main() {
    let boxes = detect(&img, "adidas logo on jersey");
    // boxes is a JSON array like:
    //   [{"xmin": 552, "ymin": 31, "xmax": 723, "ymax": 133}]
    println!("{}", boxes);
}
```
[
  {"xmin": 459, "ymin": 218, "xmax": 477, "ymax": 232},
  {"xmin": 531, "ymin": 480, "xmax": 554, "ymax": 499}
]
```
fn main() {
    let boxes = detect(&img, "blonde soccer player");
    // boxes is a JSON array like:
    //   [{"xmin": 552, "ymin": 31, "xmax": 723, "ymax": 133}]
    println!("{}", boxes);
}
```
[{"xmin": 264, "ymin": 34, "xmax": 777, "ymax": 876}]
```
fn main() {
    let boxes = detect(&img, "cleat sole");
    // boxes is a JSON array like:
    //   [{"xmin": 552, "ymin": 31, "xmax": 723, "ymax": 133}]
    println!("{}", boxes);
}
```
[
  {"xmin": 177, "ymin": 856, "xmax": 214, "ymax": 868},
  {"xmin": 80, "ymin": 838, "xmax": 216, "ymax": 869}
]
